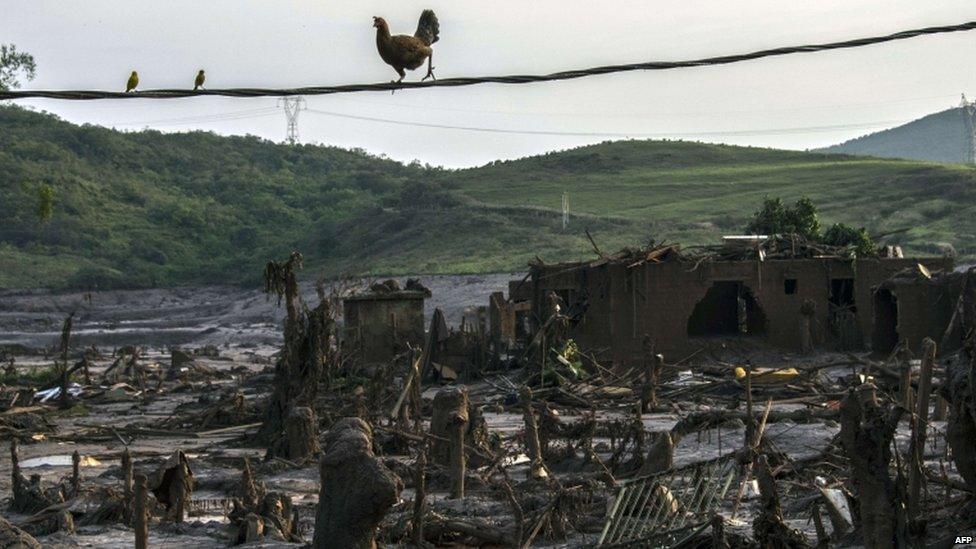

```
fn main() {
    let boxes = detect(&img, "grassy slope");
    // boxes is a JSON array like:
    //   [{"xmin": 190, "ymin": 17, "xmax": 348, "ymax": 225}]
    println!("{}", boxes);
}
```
[
  {"xmin": 1, "ymin": 107, "xmax": 974, "ymax": 289},
  {"xmin": 452, "ymin": 140, "xmax": 976, "ymax": 258}
]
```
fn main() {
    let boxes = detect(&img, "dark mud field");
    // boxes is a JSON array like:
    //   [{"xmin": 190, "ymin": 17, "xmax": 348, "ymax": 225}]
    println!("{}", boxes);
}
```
[{"xmin": 0, "ymin": 274, "xmax": 974, "ymax": 548}]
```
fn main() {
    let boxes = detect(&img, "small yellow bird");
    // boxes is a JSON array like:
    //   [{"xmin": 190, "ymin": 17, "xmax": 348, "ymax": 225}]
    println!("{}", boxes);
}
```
[
  {"xmin": 194, "ymin": 69, "xmax": 205, "ymax": 90},
  {"xmin": 125, "ymin": 71, "xmax": 139, "ymax": 92}
]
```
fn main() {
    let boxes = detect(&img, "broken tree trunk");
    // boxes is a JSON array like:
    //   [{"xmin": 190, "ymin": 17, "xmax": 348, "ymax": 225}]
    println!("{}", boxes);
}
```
[
  {"xmin": 908, "ymin": 338, "xmax": 936, "ymax": 524},
  {"xmin": 753, "ymin": 454, "xmax": 810, "ymax": 548},
  {"xmin": 412, "ymin": 443, "xmax": 427, "ymax": 546},
  {"xmin": 313, "ymin": 418, "xmax": 400, "ymax": 549},
  {"xmin": 839, "ymin": 382, "xmax": 904, "ymax": 549},
  {"xmin": 150, "ymin": 450, "xmax": 194, "ymax": 523},
  {"xmin": 640, "ymin": 336, "xmax": 662, "ymax": 412},
  {"xmin": 945, "ymin": 340, "xmax": 976, "ymax": 495},
  {"xmin": 71, "ymin": 450, "xmax": 81, "ymax": 496},
  {"xmin": 519, "ymin": 386, "xmax": 547, "ymax": 480},
  {"xmin": 258, "ymin": 252, "xmax": 335, "ymax": 457}
]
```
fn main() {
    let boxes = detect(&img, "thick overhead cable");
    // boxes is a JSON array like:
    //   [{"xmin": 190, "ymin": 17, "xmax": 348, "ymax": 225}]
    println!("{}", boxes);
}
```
[{"xmin": 1, "ymin": 20, "xmax": 974, "ymax": 101}]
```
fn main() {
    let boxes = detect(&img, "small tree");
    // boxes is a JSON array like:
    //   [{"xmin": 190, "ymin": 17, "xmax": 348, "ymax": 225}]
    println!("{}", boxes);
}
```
[
  {"xmin": 0, "ymin": 44, "xmax": 36, "ymax": 91},
  {"xmin": 745, "ymin": 196, "xmax": 820, "ymax": 240},
  {"xmin": 823, "ymin": 223, "xmax": 877, "ymax": 257}
]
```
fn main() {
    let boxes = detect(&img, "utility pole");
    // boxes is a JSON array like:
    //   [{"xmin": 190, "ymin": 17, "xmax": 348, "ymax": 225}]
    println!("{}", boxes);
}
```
[
  {"xmin": 961, "ymin": 94, "xmax": 976, "ymax": 164},
  {"xmin": 561, "ymin": 192, "xmax": 569, "ymax": 230},
  {"xmin": 278, "ymin": 96, "xmax": 306, "ymax": 145}
]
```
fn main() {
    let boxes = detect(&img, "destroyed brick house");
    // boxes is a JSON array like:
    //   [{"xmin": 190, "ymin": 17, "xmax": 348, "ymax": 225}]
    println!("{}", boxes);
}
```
[{"xmin": 528, "ymin": 236, "xmax": 955, "ymax": 366}]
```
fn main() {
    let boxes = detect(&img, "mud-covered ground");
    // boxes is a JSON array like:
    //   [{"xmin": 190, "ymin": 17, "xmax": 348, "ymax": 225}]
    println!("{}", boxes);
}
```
[{"xmin": 0, "ymin": 274, "xmax": 522, "ymax": 350}]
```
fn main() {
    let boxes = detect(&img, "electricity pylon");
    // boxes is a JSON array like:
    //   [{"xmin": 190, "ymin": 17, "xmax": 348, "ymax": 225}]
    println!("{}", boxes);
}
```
[
  {"xmin": 962, "ymin": 94, "xmax": 976, "ymax": 164},
  {"xmin": 278, "ymin": 97, "xmax": 306, "ymax": 145}
]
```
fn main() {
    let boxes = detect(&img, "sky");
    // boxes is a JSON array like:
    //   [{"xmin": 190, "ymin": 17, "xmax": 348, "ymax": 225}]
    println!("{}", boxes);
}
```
[{"xmin": 3, "ymin": 1, "xmax": 976, "ymax": 167}]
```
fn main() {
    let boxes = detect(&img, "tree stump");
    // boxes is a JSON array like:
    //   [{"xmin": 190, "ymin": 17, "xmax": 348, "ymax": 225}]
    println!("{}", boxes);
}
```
[
  {"xmin": 267, "ymin": 406, "xmax": 320, "ymax": 462},
  {"xmin": 313, "ymin": 418, "xmax": 400, "ymax": 549},
  {"xmin": 0, "ymin": 515, "xmax": 41, "ymax": 549},
  {"xmin": 838, "ymin": 383, "xmax": 903, "ymax": 549},
  {"xmin": 945, "ymin": 347, "xmax": 976, "ymax": 494},
  {"xmin": 638, "ymin": 431, "xmax": 674, "ymax": 477},
  {"xmin": 431, "ymin": 387, "xmax": 469, "ymax": 466},
  {"xmin": 149, "ymin": 450, "xmax": 194, "ymax": 523}
]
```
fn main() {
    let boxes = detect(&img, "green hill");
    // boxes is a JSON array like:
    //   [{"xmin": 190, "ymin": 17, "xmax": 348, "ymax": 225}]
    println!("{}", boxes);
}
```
[
  {"xmin": 1, "ymin": 105, "xmax": 974, "ymax": 289},
  {"xmin": 820, "ymin": 107, "xmax": 972, "ymax": 164}
]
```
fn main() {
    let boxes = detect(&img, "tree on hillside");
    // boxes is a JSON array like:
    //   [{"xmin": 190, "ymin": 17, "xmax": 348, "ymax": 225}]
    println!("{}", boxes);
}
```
[{"xmin": 0, "ymin": 44, "xmax": 36, "ymax": 91}]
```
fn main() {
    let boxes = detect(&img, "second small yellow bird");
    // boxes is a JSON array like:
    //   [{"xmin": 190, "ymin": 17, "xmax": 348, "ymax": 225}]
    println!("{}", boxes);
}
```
[
  {"xmin": 194, "ymin": 70, "xmax": 205, "ymax": 90},
  {"xmin": 125, "ymin": 71, "xmax": 139, "ymax": 92}
]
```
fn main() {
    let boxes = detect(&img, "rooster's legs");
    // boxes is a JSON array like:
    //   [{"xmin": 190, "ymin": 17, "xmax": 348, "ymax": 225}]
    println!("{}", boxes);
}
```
[{"xmin": 422, "ymin": 54, "xmax": 436, "ymax": 82}]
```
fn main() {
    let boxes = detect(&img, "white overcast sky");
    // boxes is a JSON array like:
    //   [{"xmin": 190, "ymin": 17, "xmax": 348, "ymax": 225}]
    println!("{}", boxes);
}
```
[{"xmin": 4, "ymin": 1, "xmax": 976, "ymax": 167}]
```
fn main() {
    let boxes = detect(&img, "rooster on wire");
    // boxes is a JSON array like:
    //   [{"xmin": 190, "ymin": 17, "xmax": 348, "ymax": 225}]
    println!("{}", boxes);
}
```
[{"xmin": 373, "ymin": 10, "xmax": 439, "ymax": 83}]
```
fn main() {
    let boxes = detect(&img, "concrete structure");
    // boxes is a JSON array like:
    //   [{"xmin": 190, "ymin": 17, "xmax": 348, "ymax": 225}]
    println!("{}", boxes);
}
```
[
  {"xmin": 343, "ymin": 290, "xmax": 426, "ymax": 363},
  {"xmin": 530, "ymin": 254, "xmax": 953, "ymax": 365}
]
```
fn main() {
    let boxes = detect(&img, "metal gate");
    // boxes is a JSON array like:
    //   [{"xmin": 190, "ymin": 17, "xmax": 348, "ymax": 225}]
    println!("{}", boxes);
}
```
[{"xmin": 597, "ymin": 453, "xmax": 739, "ymax": 547}]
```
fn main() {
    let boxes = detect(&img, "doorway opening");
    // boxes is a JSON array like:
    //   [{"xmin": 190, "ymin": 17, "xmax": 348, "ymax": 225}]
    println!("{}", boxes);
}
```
[
  {"xmin": 687, "ymin": 281, "xmax": 767, "ymax": 337},
  {"xmin": 872, "ymin": 289, "xmax": 899, "ymax": 354},
  {"xmin": 828, "ymin": 278, "xmax": 861, "ymax": 349}
]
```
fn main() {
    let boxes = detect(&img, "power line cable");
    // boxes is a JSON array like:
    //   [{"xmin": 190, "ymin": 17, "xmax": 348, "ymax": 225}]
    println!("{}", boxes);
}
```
[
  {"xmin": 305, "ymin": 107, "xmax": 903, "ymax": 138},
  {"xmin": 2, "ymin": 20, "xmax": 974, "ymax": 101},
  {"xmin": 326, "ymin": 93, "xmax": 960, "ymax": 118},
  {"xmin": 114, "ymin": 107, "xmax": 280, "ymax": 127}
]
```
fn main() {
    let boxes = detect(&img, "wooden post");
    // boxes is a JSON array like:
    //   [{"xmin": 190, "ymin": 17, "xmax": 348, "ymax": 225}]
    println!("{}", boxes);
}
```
[
  {"xmin": 411, "ymin": 443, "xmax": 427, "ymax": 546},
  {"xmin": 812, "ymin": 504, "xmax": 829, "ymax": 547},
  {"xmin": 631, "ymin": 401, "xmax": 646, "ymax": 471},
  {"xmin": 744, "ymin": 366, "xmax": 756, "ymax": 447},
  {"xmin": 711, "ymin": 514, "xmax": 729, "ymax": 549},
  {"xmin": 134, "ymin": 474, "xmax": 149, "ymax": 549},
  {"xmin": 519, "ymin": 386, "xmax": 547, "ymax": 479},
  {"xmin": 897, "ymin": 340, "xmax": 914, "ymax": 412},
  {"xmin": 409, "ymin": 351, "xmax": 423, "ymax": 434},
  {"xmin": 934, "ymin": 395, "xmax": 948, "ymax": 421},
  {"xmin": 908, "ymin": 338, "xmax": 936, "ymax": 523},
  {"xmin": 121, "ymin": 448, "xmax": 133, "ymax": 525},
  {"xmin": 71, "ymin": 450, "xmax": 81, "ymax": 495},
  {"xmin": 11, "ymin": 439, "xmax": 22, "ymax": 498},
  {"xmin": 640, "ymin": 336, "xmax": 654, "ymax": 412},
  {"xmin": 449, "ymin": 409, "xmax": 467, "ymax": 500}
]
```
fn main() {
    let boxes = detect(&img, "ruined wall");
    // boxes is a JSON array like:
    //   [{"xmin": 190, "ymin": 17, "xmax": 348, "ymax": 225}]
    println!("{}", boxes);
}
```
[
  {"xmin": 874, "ymin": 273, "xmax": 964, "ymax": 355},
  {"xmin": 532, "ymin": 257, "xmax": 952, "ymax": 366},
  {"xmin": 343, "ymin": 295, "xmax": 425, "ymax": 363}
]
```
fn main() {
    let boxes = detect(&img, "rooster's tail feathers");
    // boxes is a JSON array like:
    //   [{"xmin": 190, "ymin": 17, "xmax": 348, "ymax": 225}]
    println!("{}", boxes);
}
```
[{"xmin": 414, "ymin": 9, "xmax": 439, "ymax": 46}]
